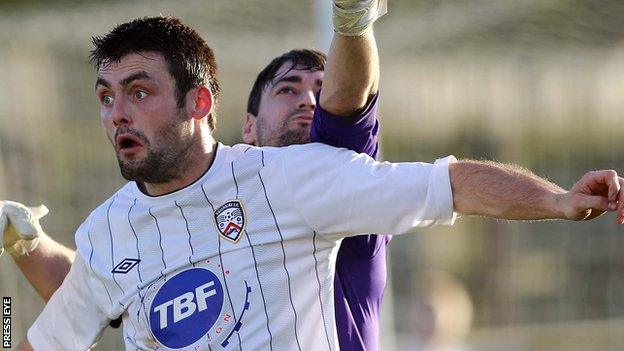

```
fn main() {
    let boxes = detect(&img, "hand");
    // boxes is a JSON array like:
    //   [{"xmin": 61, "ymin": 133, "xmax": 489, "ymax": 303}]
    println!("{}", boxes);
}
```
[
  {"xmin": 333, "ymin": 0, "xmax": 388, "ymax": 36},
  {"xmin": 559, "ymin": 170, "xmax": 622, "ymax": 222},
  {"xmin": 0, "ymin": 201, "xmax": 49, "ymax": 257}
]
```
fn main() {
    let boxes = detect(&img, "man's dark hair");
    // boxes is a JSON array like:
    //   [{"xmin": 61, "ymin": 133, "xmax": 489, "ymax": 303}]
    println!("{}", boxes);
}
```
[
  {"xmin": 90, "ymin": 16, "xmax": 221, "ymax": 130},
  {"xmin": 247, "ymin": 49, "xmax": 326, "ymax": 116}
]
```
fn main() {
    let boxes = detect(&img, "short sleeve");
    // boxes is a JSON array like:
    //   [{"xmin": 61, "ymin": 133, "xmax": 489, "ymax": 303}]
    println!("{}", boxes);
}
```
[
  {"xmin": 27, "ymin": 254, "xmax": 110, "ymax": 351},
  {"xmin": 273, "ymin": 144, "xmax": 457, "ymax": 241},
  {"xmin": 311, "ymin": 92, "xmax": 380, "ymax": 159}
]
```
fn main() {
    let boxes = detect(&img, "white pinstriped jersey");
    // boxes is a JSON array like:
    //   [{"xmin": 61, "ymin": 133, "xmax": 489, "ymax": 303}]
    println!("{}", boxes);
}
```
[{"xmin": 28, "ymin": 142, "xmax": 456, "ymax": 351}]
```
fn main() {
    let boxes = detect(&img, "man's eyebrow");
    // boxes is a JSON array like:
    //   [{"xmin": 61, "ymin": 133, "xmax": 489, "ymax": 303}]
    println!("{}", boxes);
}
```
[
  {"xmin": 95, "ymin": 72, "xmax": 151, "ymax": 91},
  {"xmin": 271, "ymin": 75, "xmax": 302, "ymax": 88},
  {"xmin": 95, "ymin": 77, "xmax": 110, "ymax": 90},
  {"xmin": 120, "ymin": 71, "xmax": 151, "ymax": 87}
]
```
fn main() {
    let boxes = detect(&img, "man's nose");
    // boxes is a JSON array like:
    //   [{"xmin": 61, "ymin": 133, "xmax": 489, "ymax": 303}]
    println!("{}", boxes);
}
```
[
  {"xmin": 297, "ymin": 90, "xmax": 317, "ymax": 110},
  {"xmin": 111, "ymin": 98, "xmax": 132, "ymax": 127}
]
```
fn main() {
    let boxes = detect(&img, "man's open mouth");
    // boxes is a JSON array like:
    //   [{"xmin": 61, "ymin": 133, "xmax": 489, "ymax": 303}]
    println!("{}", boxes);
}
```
[{"xmin": 116, "ymin": 134, "xmax": 144, "ymax": 151}]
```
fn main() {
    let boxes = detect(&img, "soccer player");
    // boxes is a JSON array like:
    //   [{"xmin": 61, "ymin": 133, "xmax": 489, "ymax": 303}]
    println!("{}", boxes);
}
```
[
  {"xmin": 7, "ymin": 13, "xmax": 624, "ymax": 351},
  {"xmin": 6, "ymin": 21, "xmax": 389, "ymax": 350},
  {"xmin": 3, "ymin": 6, "xmax": 388, "ymax": 351},
  {"xmin": 243, "ymin": 48, "xmax": 386, "ymax": 351}
]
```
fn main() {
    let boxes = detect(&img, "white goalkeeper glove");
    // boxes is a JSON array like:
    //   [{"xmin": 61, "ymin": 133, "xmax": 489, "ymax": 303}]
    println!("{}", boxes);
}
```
[
  {"xmin": 333, "ymin": 0, "xmax": 388, "ymax": 36},
  {"xmin": 0, "ymin": 201, "xmax": 48, "ymax": 257}
]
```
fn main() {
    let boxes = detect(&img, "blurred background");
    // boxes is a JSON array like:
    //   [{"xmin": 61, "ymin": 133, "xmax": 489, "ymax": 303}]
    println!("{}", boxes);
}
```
[{"xmin": 1, "ymin": 0, "xmax": 623, "ymax": 350}]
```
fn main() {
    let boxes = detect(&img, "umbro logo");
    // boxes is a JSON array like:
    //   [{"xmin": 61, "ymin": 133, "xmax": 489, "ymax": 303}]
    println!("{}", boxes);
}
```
[{"xmin": 112, "ymin": 258, "xmax": 140, "ymax": 274}]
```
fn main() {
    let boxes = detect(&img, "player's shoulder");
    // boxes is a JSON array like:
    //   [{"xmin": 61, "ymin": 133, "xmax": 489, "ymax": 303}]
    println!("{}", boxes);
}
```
[
  {"xmin": 73, "ymin": 183, "xmax": 133, "ymax": 242},
  {"xmin": 225, "ymin": 142, "xmax": 354, "ymax": 158},
  {"xmin": 94, "ymin": 182, "xmax": 135, "ymax": 214},
  {"xmin": 222, "ymin": 142, "xmax": 338, "ymax": 164},
  {"xmin": 260, "ymin": 142, "xmax": 355, "ymax": 159}
]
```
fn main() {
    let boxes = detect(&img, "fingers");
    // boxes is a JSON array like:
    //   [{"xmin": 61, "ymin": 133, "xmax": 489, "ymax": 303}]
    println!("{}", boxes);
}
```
[
  {"xmin": 616, "ymin": 178, "xmax": 624, "ymax": 224},
  {"xmin": 579, "ymin": 195, "xmax": 610, "ymax": 219},
  {"xmin": 608, "ymin": 178, "xmax": 618, "ymax": 213},
  {"xmin": 606, "ymin": 171, "xmax": 621, "ymax": 206},
  {"xmin": 0, "ymin": 213, "xmax": 7, "ymax": 257},
  {"xmin": 29, "ymin": 205, "xmax": 49, "ymax": 220},
  {"xmin": 0, "ymin": 212, "xmax": 7, "ymax": 254},
  {"xmin": 576, "ymin": 170, "xmax": 624, "ymax": 224},
  {"xmin": 0, "ymin": 212, "xmax": 7, "ymax": 233},
  {"xmin": 2, "ymin": 202, "xmax": 39, "ymax": 237},
  {"xmin": 581, "ymin": 170, "xmax": 619, "ymax": 202}
]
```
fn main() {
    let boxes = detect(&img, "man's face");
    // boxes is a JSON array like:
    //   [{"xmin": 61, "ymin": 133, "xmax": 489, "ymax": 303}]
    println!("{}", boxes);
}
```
[
  {"xmin": 244, "ymin": 62, "xmax": 324, "ymax": 147},
  {"xmin": 96, "ymin": 52, "xmax": 196, "ymax": 183}
]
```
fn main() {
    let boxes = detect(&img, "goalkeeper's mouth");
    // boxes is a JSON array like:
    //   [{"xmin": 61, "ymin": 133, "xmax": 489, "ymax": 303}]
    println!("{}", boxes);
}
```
[{"xmin": 116, "ymin": 134, "xmax": 145, "ymax": 157}]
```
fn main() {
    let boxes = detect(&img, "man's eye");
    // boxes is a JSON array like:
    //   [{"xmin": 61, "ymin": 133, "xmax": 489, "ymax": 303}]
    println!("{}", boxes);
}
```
[
  {"xmin": 134, "ymin": 90, "xmax": 148, "ymax": 100},
  {"xmin": 277, "ymin": 87, "xmax": 295, "ymax": 94},
  {"xmin": 101, "ymin": 95, "xmax": 113, "ymax": 106}
]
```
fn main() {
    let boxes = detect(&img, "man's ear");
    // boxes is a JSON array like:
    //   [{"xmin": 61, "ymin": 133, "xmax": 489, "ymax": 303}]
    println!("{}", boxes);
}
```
[
  {"xmin": 242, "ymin": 113, "xmax": 258, "ymax": 145},
  {"xmin": 191, "ymin": 85, "xmax": 213, "ymax": 120}
]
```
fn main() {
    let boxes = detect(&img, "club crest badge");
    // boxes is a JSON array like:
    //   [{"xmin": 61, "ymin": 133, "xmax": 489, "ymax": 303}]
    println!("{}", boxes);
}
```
[{"xmin": 214, "ymin": 200, "xmax": 246, "ymax": 243}]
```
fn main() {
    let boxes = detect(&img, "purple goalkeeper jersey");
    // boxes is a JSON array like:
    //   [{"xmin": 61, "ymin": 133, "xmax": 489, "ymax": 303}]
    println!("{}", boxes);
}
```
[{"xmin": 311, "ymin": 93, "xmax": 391, "ymax": 351}]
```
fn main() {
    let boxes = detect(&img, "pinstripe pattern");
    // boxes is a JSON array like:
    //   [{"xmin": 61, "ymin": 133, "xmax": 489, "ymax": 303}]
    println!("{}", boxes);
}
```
[
  {"xmin": 232, "ymin": 160, "xmax": 275, "ymax": 350},
  {"xmin": 86, "ymin": 211, "xmax": 114, "ymax": 307},
  {"xmin": 41, "ymin": 143, "xmax": 444, "ymax": 350},
  {"xmin": 174, "ymin": 201, "xmax": 195, "ymax": 267},
  {"xmin": 258, "ymin": 171, "xmax": 303, "ymax": 351},
  {"xmin": 148, "ymin": 208, "xmax": 167, "ymax": 278},
  {"xmin": 312, "ymin": 231, "xmax": 333, "ymax": 351},
  {"xmin": 107, "ymin": 196, "xmax": 125, "ymax": 295},
  {"xmin": 124, "ymin": 310, "xmax": 144, "ymax": 350},
  {"xmin": 200, "ymin": 184, "xmax": 244, "ymax": 350},
  {"xmin": 127, "ymin": 198, "xmax": 143, "ymax": 283},
  {"xmin": 127, "ymin": 198, "xmax": 151, "ymax": 332}
]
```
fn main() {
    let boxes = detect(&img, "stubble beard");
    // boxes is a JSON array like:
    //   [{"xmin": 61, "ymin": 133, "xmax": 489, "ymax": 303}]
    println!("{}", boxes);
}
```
[
  {"xmin": 116, "ymin": 110, "xmax": 196, "ymax": 184},
  {"xmin": 256, "ymin": 112, "xmax": 311, "ymax": 147}
]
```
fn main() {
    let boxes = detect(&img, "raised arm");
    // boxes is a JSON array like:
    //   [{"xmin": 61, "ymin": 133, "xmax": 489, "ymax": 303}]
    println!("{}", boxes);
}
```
[
  {"xmin": 449, "ymin": 160, "xmax": 623, "ymax": 222},
  {"xmin": 320, "ymin": 0, "xmax": 385, "ymax": 116},
  {"xmin": 1, "ymin": 201, "xmax": 74, "ymax": 301}
]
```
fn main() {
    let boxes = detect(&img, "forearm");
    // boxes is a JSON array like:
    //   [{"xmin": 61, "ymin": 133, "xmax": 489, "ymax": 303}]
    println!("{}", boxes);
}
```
[
  {"xmin": 13, "ymin": 232, "xmax": 75, "ymax": 301},
  {"xmin": 449, "ymin": 160, "xmax": 566, "ymax": 220},
  {"xmin": 320, "ymin": 28, "xmax": 380, "ymax": 116}
]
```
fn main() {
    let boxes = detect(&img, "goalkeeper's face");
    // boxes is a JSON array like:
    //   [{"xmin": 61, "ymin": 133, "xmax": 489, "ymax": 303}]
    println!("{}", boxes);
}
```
[
  {"xmin": 96, "ymin": 52, "xmax": 198, "ymax": 183},
  {"xmin": 244, "ymin": 61, "xmax": 324, "ymax": 147}
]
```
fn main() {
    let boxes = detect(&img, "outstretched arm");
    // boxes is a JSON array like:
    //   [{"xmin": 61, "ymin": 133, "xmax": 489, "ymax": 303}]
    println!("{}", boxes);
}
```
[
  {"xmin": 13, "ymin": 232, "xmax": 75, "ymax": 301},
  {"xmin": 450, "ymin": 160, "xmax": 622, "ymax": 222},
  {"xmin": 1, "ymin": 201, "xmax": 74, "ymax": 301},
  {"xmin": 320, "ymin": 0, "xmax": 385, "ymax": 116}
]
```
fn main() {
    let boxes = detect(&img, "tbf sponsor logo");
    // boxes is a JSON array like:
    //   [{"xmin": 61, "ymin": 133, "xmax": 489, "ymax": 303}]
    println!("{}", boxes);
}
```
[
  {"xmin": 149, "ymin": 269, "xmax": 224, "ymax": 349},
  {"xmin": 152, "ymin": 281, "xmax": 216, "ymax": 329},
  {"xmin": 214, "ymin": 200, "xmax": 246, "ymax": 243}
]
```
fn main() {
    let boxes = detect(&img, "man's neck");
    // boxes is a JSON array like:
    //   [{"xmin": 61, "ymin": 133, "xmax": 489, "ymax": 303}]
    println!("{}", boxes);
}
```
[{"xmin": 141, "ymin": 136, "xmax": 217, "ymax": 197}]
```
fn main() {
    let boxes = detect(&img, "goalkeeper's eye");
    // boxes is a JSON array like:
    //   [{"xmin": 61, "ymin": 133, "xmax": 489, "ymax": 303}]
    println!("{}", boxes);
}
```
[
  {"xmin": 277, "ymin": 87, "xmax": 295, "ymax": 95},
  {"xmin": 134, "ymin": 90, "xmax": 148, "ymax": 101}
]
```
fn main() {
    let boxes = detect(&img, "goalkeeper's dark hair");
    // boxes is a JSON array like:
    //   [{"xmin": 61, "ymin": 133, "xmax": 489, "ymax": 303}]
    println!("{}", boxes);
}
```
[
  {"xmin": 247, "ymin": 49, "xmax": 326, "ymax": 116},
  {"xmin": 90, "ymin": 16, "xmax": 220, "ymax": 130}
]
